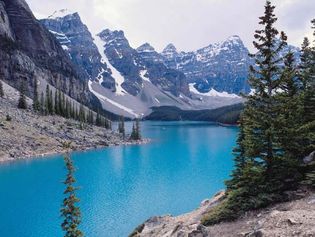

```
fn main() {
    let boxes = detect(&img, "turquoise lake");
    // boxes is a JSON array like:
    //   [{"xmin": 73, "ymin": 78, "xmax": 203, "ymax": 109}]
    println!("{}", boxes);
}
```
[{"xmin": 0, "ymin": 121, "xmax": 238, "ymax": 237}]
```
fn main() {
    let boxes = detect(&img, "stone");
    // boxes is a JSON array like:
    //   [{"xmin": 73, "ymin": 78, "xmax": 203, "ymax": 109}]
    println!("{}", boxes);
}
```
[
  {"xmin": 303, "ymin": 151, "xmax": 315, "ymax": 164},
  {"xmin": 287, "ymin": 218, "xmax": 299, "ymax": 225}
]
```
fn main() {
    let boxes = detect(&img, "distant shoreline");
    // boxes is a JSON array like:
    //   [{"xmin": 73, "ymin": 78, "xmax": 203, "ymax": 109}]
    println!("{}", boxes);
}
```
[{"xmin": 0, "ymin": 138, "xmax": 150, "ymax": 164}]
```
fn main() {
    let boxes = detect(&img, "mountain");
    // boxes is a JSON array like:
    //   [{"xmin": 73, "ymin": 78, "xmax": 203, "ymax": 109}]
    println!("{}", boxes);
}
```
[
  {"xmin": 161, "ymin": 36, "xmax": 252, "ymax": 94},
  {"xmin": 0, "ymin": 0, "xmax": 99, "ymax": 108},
  {"xmin": 97, "ymin": 29, "xmax": 190, "ymax": 97},
  {"xmin": 40, "ymin": 9, "xmax": 116, "ymax": 91},
  {"xmin": 40, "ymin": 12, "xmax": 243, "ymax": 118}
]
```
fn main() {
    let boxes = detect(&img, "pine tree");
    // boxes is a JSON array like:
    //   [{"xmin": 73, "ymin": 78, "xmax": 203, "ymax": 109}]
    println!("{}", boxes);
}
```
[
  {"xmin": 108, "ymin": 120, "xmax": 112, "ymax": 130},
  {"xmin": 130, "ymin": 119, "xmax": 141, "ymax": 141},
  {"xmin": 87, "ymin": 110, "xmax": 94, "ymax": 124},
  {"xmin": 241, "ymin": 0, "xmax": 289, "ymax": 194},
  {"xmin": 32, "ymin": 78, "xmax": 40, "ymax": 111},
  {"xmin": 68, "ymin": 101, "xmax": 73, "ymax": 119},
  {"xmin": 299, "ymin": 20, "xmax": 315, "ymax": 188},
  {"xmin": 50, "ymin": 89, "xmax": 54, "ymax": 114},
  {"xmin": 59, "ymin": 90, "xmax": 63, "ymax": 116},
  {"xmin": 79, "ymin": 104, "xmax": 86, "ymax": 123},
  {"xmin": 96, "ymin": 111, "xmax": 102, "ymax": 127},
  {"xmin": 40, "ymin": 91, "xmax": 46, "ymax": 115},
  {"xmin": 135, "ymin": 119, "xmax": 141, "ymax": 140},
  {"xmin": 118, "ymin": 116, "xmax": 125, "ymax": 139},
  {"xmin": 275, "ymin": 52, "xmax": 300, "ymax": 156},
  {"xmin": 130, "ymin": 123, "xmax": 137, "ymax": 140},
  {"xmin": 18, "ymin": 80, "xmax": 28, "ymax": 109},
  {"xmin": 71, "ymin": 102, "xmax": 75, "ymax": 119},
  {"xmin": 55, "ymin": 90, "xmax": 60, "ymax": 115},
  {"xmin": 202, "ymin": 1, "xmax": 298, "ymax": 225},
  {"xmin": 45, "ymin": 85, "xmax": 50, "ymax": 114},
  {"xmin": 225, "ymin": 116, "xmax": 246, "ymax": 191},
  {"xmin": 65, "ymin": 99, "xmax": 71, "ymax": 119},
  {"xmin": 0, "ymin": 80, "xmax": 4, "ymax": 98},
  {"xmin": 60, "ymin": 142, "xmax": 83, "ymax": 237},
  {"xmin": 61, "ymin": 93, "xmax": 66, "ymax": 116}
]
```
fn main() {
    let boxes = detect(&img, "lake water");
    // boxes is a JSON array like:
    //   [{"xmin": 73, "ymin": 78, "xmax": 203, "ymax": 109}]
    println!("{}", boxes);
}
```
[{"xmin": 0, "ymin": 121, "xmax": 238, "ymax": 237}]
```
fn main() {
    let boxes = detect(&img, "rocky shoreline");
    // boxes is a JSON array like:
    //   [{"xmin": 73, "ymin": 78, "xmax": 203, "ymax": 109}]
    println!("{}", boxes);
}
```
[
  {"xmin": 0, "ymin": 138, "xmax": 151, "ymax": 164},
  {"xmin": 0, "ymin": 81, "xmax": 149, "ymax": 163},
  {"xmin": 131, "ymin": 189, "xmax": 315, "ymax": 237}
]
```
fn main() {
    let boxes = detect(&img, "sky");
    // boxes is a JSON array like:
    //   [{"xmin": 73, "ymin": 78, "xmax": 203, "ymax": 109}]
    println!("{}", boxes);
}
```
[{"xmin": 26, "ymin": 0, "xmax": 315, "ymax": 52}]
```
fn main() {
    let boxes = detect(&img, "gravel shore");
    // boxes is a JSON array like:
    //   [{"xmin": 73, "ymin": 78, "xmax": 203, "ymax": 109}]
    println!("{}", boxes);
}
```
[{"xmin": 0, "ymin": 81, "xmax": 148, "ymax": 163}]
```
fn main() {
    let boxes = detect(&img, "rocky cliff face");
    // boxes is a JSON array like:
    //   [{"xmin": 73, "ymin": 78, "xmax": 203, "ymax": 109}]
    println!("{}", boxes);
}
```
[
  {"xmin": 98, "ymin": 29, "xmax": 190, "ymax": 97},
  {"xmin": 0, "ymin": 0, "xmax": 96, "ymax": 107},
  {"xmin": 40, "ymin": 10, "xmax": 116, "ymax": 91}
]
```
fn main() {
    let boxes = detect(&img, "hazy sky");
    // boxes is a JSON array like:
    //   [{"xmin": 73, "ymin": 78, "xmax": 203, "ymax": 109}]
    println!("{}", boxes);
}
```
[{"xmin": 26, "ymin": 0, "xmax": 315, "ymax": 52}]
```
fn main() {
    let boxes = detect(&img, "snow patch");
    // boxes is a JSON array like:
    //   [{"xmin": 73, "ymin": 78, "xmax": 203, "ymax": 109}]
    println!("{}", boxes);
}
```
[
  {"xmin": 88, "ymin": 81, "xmax": 138, "ymax": 117},
  {"xmin": 189, "ymin": 83, "xmax": 240, "ymax": 98},
  {"xmin": 96, "ymin": 68, "xmax": 105, "ymax": 84},
  {"xmin": 140, "ymin": 70, "xmax": 150, "ymax": 82},
  {"xmin": 61, "ymin": 45, "xmax": 69, "ymax": 51},
  {"xmin": 94, "ymin": 35, "xmax": 126, "ymax": 95}
]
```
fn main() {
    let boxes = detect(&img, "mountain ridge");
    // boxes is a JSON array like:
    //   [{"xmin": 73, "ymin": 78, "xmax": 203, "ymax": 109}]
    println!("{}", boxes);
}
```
[
  {"xmin": 40, "ymin": 10, "xmax": 247, "ymax": 118},
  {"xmin": 39, "ymin": 9, "xmax": 300, "ymax": 118}
]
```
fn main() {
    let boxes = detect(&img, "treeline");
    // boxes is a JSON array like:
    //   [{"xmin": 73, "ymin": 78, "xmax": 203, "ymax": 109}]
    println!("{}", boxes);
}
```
[
  {"xmin": 11, "ymin": 78, "xmax": 112, "ymax": 129},
  {"xmin": 146, "ymin": 103, "xmax": 244, "ymax": 124},
  {"xmin": 202, "ymin": 1, "xmax": 315, "ymax": 225}
]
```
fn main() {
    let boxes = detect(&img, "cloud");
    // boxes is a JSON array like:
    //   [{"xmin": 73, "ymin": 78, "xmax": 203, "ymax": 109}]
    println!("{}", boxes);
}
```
[{"xmin": 25, "ymin": 0, "xmax": 315, "ymax": 52}]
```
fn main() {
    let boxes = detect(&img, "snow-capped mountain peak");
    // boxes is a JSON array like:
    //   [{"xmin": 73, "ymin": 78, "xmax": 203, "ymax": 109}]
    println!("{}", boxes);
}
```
[
  {"xmin": 161, "ymin": 43, "xmax": 178, "ymax": 57},
  {"xmin": 137, "ymin": 43, "xmax": 156, "ymax": 53},
  {"xmin": 48, "ymin": 9, "xmax": 75, "ymax": 19},
  {"xmin": 98, "ymin": 29, "xmax": 128, "ymax": 48},
  {"xmin": 226, "ymin": 35, "xmax": 243, "ymax": 44}
]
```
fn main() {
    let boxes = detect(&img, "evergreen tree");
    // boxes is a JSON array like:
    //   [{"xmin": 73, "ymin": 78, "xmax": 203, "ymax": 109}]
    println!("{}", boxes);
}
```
[
  {"xmin": 0, "ymin": 80, "xmax": 4, "ymax": 98},
  {"xmin": 130, "ymin": 119, "xmax": 141, "ymax": 140},
  {"xmin": 79, "ymin": 104, "xmax": 86, "ymax": 123},
  {"xmin": 59, "ymin": 90, "xmax": 63, "ymax": 116},
  {"xmin": 108, "ymin": 120, "xmax": 112, "ymax": 130},
  {"xmin": 225, "ymin": 116, "xmax": 246, "ymax": 191},
  {"xmin": 87, "ymin": 110, "xmax": 94, "ymax": 124},
  {"xmin": 135, "ymin": 119, "xmax": 141, "ymax": 140},
  {"xmin": 71, "ymin": 102, "xmax": 75, "ymax": 119},
  {"xmin": 75, "ymin": 105, "xmax": 80, "ymax": 120},
  {"xmin": 45, "ymin": 85, "xmax": 49, "ymax": 113},
  {"xmin": 299, "ymin": 20, "xmax": 315, "ymax": 188},
  {"xmin": 55, "ymin": 90, "xmax": 60, "ymax": 115},
  {"xmin": 96, "ymin": 111, "xmax": 102, "ymax": 127},
  {"xmin": 130, "ymin": 123, "xmax": 137, "ymax": 140},
  {"xmin": 45, "ymin": 84, "xmax": 53, "ymax": 114},
  {"xmin": 32, "ymin": 78, "xmax": 40, "ymax": 111},
  {"xmin": 18, "ymin": 80, "xmax": 28, "ymax": 109},
  {"xmin": 118, "ymin": 116, "xmax": 125, "ymax": 139},
  {"xmin": 65, "ymin": 99, "xmax": 71, "ymax": 119},
  {"xmin": 62, "ymin": 93, "xmax": 66, "ymax": 116},
  {"xmin": 60, "ymin": 142, "xmax": 83, "ymax": 237},
  {"xmin": 202, "ymin": 1, "xmax": 302, "ymax": 225},
  {"xmin": 68, "ymin": 100, "xmax": 73, "ymax": 119},
  {"xmin": 40, "ymin": 91, "xmax": 46, "ymax": 115},
  {"xmin": 275, "ymin": 52, "xmax": 301, "ymax": 157},
  {"xmin": 50, "ymin": 89, "xmax": 54, "ymax": 114},
  {"xmin": 240, "ymin": 0, "xmax": 289, "ymax": 196}
]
